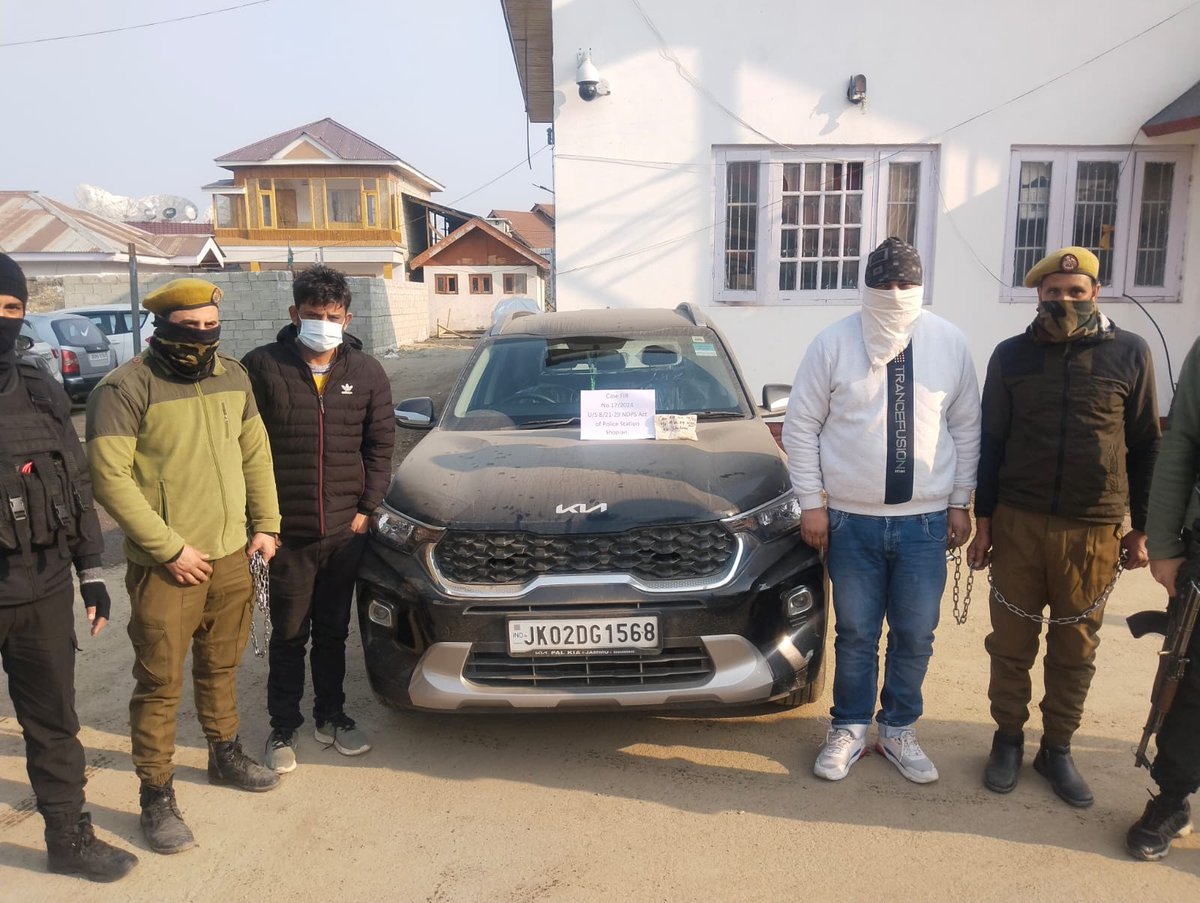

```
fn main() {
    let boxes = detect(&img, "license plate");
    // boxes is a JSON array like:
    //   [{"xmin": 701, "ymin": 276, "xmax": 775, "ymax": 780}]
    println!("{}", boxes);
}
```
[
  {"xmin": 89, "ymin": 352, "xmax": 109, "ymax": 365},
  {"xmin": 507, "ymin": 616, "xmax": 660, "ymax": 655}
]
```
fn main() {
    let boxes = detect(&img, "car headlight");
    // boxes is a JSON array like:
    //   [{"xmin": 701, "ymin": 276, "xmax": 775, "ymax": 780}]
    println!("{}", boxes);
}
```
[
  {"xmin": 370, "ymin": 505, "xmax": 445, "ymax": 553},
  {"xmin": 721, "ymin": 493, "xmax": 803, "ymax": 542}
]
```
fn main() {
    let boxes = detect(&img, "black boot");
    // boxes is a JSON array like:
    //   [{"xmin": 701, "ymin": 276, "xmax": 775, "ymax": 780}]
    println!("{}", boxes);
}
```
[
  {"xmin": 139, "ymin": 779, "xmax": 196, "ymax": 854},
  {"xmin": 1033, "ymin": 740, "xmax": 1094, "ymax": 808},
  {"xmin": 45, "ymin": 812, "xmax": 138, "ymax": 882},
  {"xmin": 208, "ymin": 736, "xmax": 280, "ymax": 792},
  {"xmin": 1125, "ymin": 794, "xmax": 1193, "ymax": 861},
  {"xmin": 983, "ymin": 731, "xmax": 1024, "ymax": 794}
]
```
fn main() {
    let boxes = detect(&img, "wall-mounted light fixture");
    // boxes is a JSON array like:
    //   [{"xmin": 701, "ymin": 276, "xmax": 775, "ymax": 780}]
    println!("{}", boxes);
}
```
[
  {"xmin": 577, "ymin": 49, "xmax": 611, "ymax": 101},
  {"xmin": 847, "ymin": 74, "xmax": 867, "ymax": 105}
]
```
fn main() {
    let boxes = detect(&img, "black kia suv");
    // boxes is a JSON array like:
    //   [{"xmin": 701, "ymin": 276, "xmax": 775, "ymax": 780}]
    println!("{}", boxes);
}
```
[{"xmin": 356, "ymin": 304, "xmax": 826, "ymax": 711}]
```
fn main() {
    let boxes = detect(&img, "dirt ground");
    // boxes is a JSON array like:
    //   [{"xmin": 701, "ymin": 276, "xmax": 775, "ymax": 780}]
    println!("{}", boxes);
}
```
[{"xmin": 4, "ymin": 338, "xmax": 1199, "ymax": 902}]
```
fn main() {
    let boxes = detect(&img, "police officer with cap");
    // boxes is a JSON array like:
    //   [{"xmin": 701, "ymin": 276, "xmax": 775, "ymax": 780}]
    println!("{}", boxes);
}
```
[
  {"xmin": 0, "ymin": 252, "xmax": 137, "ymax": 881},
  {"xmin": 87, "ymin": 277, "xmax": 282, "ymax": 854},
  {"xmin": 968, "ymin": 245, "xmax": 1160, "ymax": 807}
]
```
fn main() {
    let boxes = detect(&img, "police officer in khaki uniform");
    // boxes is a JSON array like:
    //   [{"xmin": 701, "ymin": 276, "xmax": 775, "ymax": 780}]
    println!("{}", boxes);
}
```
[
  {"xmin": 87, "ymin": 279, "xmax": 282, "ymax": 854},
  {"xmin": 968, "ymin": 246, "xmax": 1160, "ymax": 808}
]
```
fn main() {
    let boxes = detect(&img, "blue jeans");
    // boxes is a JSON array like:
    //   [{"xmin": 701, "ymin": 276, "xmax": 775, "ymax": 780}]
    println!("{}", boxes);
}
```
[{"xmin": 825, "ymin": 509, "xmax": 948, "ymax": 728}]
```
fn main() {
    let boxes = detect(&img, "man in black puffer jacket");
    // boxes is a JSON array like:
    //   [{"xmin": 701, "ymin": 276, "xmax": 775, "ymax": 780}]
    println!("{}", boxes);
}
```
[{"xmin": 242, "ymin": 265, "xmax": 394, "ymax": 773}]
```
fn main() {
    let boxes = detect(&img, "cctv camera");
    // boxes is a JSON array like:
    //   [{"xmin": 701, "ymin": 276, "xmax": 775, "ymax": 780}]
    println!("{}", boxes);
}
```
[{"xmin": 576, "ymin": 49, "xmax": 609, "ymax": 101}]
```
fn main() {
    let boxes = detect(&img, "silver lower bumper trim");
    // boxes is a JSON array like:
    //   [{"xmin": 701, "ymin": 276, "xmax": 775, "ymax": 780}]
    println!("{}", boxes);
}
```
[{"xmin": 407, "ymin": 635, "xmax": 776, "ymax": 710}]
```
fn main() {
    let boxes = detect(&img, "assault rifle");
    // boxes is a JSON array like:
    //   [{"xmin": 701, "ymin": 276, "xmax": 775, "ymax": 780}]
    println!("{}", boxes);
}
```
[{"xmin": 1127, "ymin": 577, "xmax": 1200, "ymax": 769}]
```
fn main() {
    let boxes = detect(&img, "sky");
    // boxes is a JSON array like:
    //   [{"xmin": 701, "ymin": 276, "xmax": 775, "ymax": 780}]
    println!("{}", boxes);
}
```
[{"xmin": 0, "ymin": 0, "xmax": 554, "ymax": 219}]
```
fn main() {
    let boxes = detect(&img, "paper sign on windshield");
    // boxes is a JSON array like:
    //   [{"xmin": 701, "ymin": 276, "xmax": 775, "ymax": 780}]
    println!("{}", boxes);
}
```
[{"xmin": 580, "ymin": 389, "xmax": 656, "ymax": 441}]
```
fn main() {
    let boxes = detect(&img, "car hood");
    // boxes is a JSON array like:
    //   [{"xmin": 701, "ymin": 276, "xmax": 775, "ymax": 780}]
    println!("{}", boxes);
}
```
[{"xmin": 385, "ymin": 420, "xmax": 791, "ymax": 533}]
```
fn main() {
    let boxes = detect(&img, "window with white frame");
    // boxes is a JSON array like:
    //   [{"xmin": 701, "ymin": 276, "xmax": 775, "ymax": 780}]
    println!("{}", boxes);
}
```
[
  {"xmin": 713, "ymin": 147, "xmax": 938, "ymax": 305},
  {"xmin": 1002, "ymin": 147, "xmax": 1191, "ymax": 300}
]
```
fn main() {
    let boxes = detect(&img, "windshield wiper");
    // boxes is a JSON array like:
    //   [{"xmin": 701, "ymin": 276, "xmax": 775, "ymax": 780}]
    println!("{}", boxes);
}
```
[
  {"xmin": 516, "ymin": 417, "xmax": 582, "ymax": 429},
  {"xmin": 689, "ymin": 410, "xmax": 744, "ymax": 420}
]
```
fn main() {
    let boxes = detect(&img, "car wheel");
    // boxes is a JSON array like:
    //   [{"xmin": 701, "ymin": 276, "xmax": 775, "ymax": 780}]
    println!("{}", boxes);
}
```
[{"xmin": 773, "ymin": 648, "xmax": 827, "ymax": 708}]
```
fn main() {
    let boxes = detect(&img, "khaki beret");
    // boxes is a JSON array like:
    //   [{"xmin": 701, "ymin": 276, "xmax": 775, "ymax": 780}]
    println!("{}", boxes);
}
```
[
  {"xmin": 1023, "ymin": 246, "xmax": 1100, "ymax": 288},
  {"xmin": 143, "ymin": 278, "xmax": 223, "ymax": 315}
]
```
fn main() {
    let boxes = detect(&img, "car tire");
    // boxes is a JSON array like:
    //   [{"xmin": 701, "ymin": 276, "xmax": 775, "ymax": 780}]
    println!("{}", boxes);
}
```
[{"xmin": 773, "ymin": 649, "xmax": 827, "ymax": 708}]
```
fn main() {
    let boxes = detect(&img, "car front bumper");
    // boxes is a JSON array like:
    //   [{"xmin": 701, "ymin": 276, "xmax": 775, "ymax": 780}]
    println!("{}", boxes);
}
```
[{"xmin": 355, "ymin": 532, "xmax": 826, "ymax": 712}]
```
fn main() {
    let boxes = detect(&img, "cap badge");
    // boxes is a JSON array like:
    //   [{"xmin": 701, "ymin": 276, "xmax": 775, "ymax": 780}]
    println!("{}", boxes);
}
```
[{"xmin": 1059, "ymin": 254, "xmax": 1079, "ymax": 272}]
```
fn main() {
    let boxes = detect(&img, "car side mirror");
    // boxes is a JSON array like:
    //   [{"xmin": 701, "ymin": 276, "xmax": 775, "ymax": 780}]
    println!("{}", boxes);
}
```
[
  {"xmin": 761, "ymin": 384, "xmax": 791, "ymax": 415},
  {"xmin": 395, "ymin": 396, "xmax": 435, "ymax": 429},
  {"xmin": 14, "ymin": 334, "xmax": 33, "ymax": 353}
]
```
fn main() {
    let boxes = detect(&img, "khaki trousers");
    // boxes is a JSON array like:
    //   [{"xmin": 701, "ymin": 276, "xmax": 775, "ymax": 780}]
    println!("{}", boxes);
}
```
[
  {"xmin": 985, "ymin": 503, "xmax": 1122, "ymax": 746},
  {"xmin": 125, "ymin": 550, "xmax": 252, "ymax": 786}
]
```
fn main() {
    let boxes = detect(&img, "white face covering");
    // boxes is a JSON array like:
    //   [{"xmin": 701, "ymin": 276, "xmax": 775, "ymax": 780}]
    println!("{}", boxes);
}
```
[
  {"xmin": 296, "ymin": 317, "xmax": 344, "ymax": 353},
  {"xmin": 859, "ymin": 285, "xmax": 924, "ymax": 368}
]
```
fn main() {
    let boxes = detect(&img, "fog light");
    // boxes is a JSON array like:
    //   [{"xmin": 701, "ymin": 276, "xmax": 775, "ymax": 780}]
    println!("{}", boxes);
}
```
[
  {"xmin": 367, "ymin": 599, "xmax": 396, "ymax": 629},
  {"xmin": 783, "ymin": 585, "xmax": 815, "ymax": 620}
]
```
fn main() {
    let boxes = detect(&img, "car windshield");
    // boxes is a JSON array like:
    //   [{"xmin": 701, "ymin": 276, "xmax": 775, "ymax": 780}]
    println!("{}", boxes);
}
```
[{"xmin": 445, "ymin": 330, "xmax": 752, "ymax": 429}]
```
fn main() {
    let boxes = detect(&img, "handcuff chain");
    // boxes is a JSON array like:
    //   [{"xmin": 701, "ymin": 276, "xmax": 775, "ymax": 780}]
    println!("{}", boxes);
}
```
[
  {"xmin": 951, "ymin": 549, "xmax": 975, "ymax": 625},
  {"xmin": 987, "ymin": 558, "xmax": 1124, "ymax": 625},
  {"xmin": 248, "ymin": 551, "xmax": 272, "ymax": 657}
]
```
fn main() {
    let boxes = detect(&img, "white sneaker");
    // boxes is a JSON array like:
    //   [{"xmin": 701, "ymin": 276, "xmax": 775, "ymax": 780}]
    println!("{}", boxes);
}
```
[
  {"xmin": 813, "ymin": 724, "xmax": 868, "ymax": 781},
  {"xmin": 876, "ymin": 724, "xmax": 939, "ymax": 783}
]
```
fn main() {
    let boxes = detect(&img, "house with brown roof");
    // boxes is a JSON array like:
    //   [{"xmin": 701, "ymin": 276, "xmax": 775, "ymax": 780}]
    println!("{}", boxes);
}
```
[
  {"xmin": 410, "ymin": 217, "xmax": 550, "ymax": 332},
  {"xmin": 487, "ymin": 203, "xmax": 555, "ymax": 254},
  {"xmin": 205, "ymin": 117, "xmax": 449, "ymax": 278},
  {"xmin": 0, "ymin": 190, "xmax": 224, "ymax": 275}
]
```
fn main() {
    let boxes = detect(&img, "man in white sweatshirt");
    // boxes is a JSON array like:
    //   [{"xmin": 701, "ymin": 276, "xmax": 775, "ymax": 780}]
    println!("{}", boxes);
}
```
[{"xmin": 782, "ymin": 237, "xmax": 981, "ymax": 783}]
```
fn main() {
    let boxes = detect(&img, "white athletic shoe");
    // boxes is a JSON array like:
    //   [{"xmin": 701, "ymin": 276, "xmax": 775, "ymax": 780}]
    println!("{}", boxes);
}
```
[
  {"xmin": 876, "ymin": 724, "xmax": 939, "ymax": 784},
  {"xmin": 813, "ymin": 724, "xmax": 868, "ymax": 781}
]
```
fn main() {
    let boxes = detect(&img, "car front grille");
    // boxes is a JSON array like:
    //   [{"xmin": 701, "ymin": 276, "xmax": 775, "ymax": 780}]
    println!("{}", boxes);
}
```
[
  {"xmin": 433, "ymin": 523, "xmax": 735, "ymax": 584},
  {"xmin": 463, "ymin": 642, "xmax": 714, "ymax": 688}
]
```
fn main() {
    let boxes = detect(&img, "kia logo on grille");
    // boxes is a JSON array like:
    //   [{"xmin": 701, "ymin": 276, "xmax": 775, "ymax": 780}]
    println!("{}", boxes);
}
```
[{"xmin": 556, "ymin": 502, "xmax": 608, "ymax": 514}]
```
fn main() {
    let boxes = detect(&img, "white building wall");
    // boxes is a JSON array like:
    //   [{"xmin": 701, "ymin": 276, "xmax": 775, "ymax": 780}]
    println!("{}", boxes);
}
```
[
  {"xmin": 549, "ymin": 0, "xmax": 1200, "ymax": 405},
  {"xmin": 426, "ymin": 264, "xmax": 545, "ymax": 332}
]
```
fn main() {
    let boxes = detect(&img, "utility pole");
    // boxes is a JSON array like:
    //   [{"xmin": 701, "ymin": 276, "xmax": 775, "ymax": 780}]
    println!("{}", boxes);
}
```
[{"xmin": 127, "ymin": 242, "xmax": 142, "ymax": 355}]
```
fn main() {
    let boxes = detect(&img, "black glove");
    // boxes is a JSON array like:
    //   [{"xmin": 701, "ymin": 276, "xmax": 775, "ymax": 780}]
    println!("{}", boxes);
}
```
[{"xmin": 80, "ymin": 581, "xmax": 112, "ymax": 622}]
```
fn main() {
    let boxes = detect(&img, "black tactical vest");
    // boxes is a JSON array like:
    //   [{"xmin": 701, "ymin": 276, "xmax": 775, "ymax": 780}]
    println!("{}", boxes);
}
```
[{"xmin": 0, "ymin": 359, "xmax": 90, "ymax": 564}]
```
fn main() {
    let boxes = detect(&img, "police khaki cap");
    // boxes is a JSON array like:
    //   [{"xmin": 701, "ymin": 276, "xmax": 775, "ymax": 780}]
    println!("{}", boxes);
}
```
[
  {"xmin": 143, "ymin": 278, "xmax": 224, "ymax": 315},
  {"xmin": 1023, "ymin": 246, "xmax": 1100, "ymax": 288}
]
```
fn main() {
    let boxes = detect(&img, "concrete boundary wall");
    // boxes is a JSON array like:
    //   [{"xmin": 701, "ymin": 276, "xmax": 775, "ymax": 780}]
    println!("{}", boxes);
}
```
[{"xmin": 27, "ymin": 272, "xmax": 430, "ymax": 360}]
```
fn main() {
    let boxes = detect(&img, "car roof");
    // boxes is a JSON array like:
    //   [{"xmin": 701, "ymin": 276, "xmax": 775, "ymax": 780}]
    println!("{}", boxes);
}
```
[
  {"xmin": 68, "ymin": 304, "xmax": 144, "ymax": 313},
  {"xmin": 23, "ymin": 311, "xmax": 99, "ymax": 322},
  {"xmin": 491, "ymin": 304, "xmax": 711, "ymax": 338}
]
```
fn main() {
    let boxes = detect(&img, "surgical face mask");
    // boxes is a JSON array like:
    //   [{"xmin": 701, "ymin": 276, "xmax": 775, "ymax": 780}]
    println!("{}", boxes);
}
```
[{"xmin": 296, "ymin": 317, "xmax": 344, "ymax": 352}]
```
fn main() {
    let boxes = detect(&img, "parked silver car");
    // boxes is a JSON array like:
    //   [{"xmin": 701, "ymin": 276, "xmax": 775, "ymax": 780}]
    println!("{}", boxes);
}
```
[
  {"xmin": 21, "ymin": 312, "xmax": 117, "ymax": 401},
  {"xmin": 70, "ymin": 304, "xmax": 153, "ymax": 364},
  {"xmin": 17, "ymin": 319, "xmax": 64, "ymax": 383}
]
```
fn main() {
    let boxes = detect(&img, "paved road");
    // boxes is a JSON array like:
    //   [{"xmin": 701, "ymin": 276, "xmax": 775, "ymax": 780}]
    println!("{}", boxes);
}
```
[{"xmin": 5, "ymin": 338, "xmax": 1199, "ymax": 901}]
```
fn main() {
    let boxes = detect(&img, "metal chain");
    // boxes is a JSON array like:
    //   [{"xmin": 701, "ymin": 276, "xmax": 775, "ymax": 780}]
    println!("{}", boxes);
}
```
[
  {"xmin": 949, "ymin": 550, "xmax": 1124, "ymax": 626},
  {"xmin": 247, "ymin": 551, "xmax": 272, "ymax": 657},
  {"xmin": 987, "ymin": 555, "xmax": 1125, "ymax": 626},
  {"xmin": 950, "ymin": 549, "xmax": 975, "ymax": 625}
]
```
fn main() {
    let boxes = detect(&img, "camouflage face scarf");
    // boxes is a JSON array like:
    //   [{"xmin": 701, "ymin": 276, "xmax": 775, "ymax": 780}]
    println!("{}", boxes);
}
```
[
  {"xmin": 1029, "ymin": 299, "xmax": 1103, "ymax": 344},
  {"xmin": 148, "ymin": 317, "xmax": 221, "ymax": 380}
]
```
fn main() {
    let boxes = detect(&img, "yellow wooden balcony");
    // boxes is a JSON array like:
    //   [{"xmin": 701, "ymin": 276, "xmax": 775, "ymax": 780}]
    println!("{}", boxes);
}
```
[{"xmin": 215, "ymin": 227, "xmax": 404, "ymax": 246}]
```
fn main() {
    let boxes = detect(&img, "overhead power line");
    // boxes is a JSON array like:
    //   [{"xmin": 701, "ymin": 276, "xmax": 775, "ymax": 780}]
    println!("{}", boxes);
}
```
[{"xmin": 0, "ymin": 0, "xmax": 273, "ymax": 48}]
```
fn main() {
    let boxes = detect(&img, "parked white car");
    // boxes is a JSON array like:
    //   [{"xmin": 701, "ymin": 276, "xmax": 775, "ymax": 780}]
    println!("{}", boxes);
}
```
[{"xmin": 70, "ymin": 304, "xmax": 154, "ymax": 364}]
